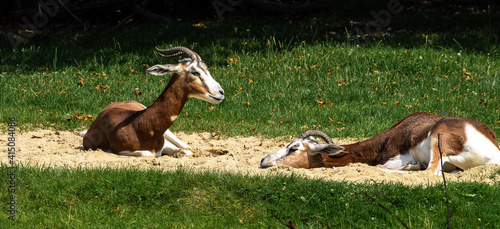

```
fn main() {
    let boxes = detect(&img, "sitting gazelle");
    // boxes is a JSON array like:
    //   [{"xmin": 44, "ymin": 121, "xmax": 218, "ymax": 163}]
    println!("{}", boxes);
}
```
[
  {"xmin": 81, "ymin": 46, "xmax": 224, "ymax": 157},
  {"xmin": 260, "ymin": 112, "xmax": 500, "ymax": 175}
]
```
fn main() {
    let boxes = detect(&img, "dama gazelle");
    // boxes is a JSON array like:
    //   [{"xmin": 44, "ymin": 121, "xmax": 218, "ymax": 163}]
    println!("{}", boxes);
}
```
[
  {"xmin": 81, "ymin": 46, "xmax": 224, "ymax": 157},
  {"xmin": 260, "ymin": 112, "xmax": 500, "ymax": 175}
]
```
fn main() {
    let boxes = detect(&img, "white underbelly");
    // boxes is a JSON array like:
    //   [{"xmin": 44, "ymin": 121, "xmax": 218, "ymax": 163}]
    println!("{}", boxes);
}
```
[
  {"xmin": 384, "ymin": 134, "xmax": 431, "ymax": 169},
  {"xmin": 409, "ymin": 134, "xmax": 432, "ymax": 165},
  {"xmin": 383, "ymin": 153, "xmax": 418, "ymax": 169}
]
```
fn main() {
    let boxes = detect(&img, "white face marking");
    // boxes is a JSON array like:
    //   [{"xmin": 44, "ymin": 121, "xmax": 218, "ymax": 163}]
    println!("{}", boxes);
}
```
[
  {"xmin": 170, "ymin": 115, "xmax": 178, "ymax": 122},
  {"xmin": 260, "ymin": 139, "xmax": 309, "ymax": 168},
  {"xmin": 188, "ymin": 62, "xmax": 224, "ymax": 104}
]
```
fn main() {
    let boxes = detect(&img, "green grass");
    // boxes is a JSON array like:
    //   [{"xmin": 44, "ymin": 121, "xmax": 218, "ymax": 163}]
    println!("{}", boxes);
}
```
[
  {"xmin": 1, "ymin": 3, "xmax": 499, "ymax": 139},
  {"xmin": 1, "ymin": 165, "xmax": 500, "ymax": 228},
  {"xmin": 2, "ymin": 35, "xmax": 500, "ymax": 139},
  {"xmin": 1, "ymin": 2, "xmax": 500, "ymax": 228}
]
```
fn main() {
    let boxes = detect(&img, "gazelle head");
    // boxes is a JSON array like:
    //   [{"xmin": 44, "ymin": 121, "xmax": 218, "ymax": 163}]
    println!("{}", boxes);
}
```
[
  {"xmin": 260, "ymin": 130, "xmax": 345, "ymax": 169},
  {"xmin": 147, "ymin": 46, "xmax": 225, "ymax": 104}
]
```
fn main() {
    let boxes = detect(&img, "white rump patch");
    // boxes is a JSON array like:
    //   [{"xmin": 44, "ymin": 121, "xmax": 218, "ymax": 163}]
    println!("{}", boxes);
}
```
[
  {"xmin": 447, "ymin": 124, "xmax": 500, "ymax": 170},
  {"xmin": 170, "ymin": 115, "xmax": 178, "ymax": 122},
  {"xmin": 79, "ymin": 130, "xmax": 88, "ymax": 136}
]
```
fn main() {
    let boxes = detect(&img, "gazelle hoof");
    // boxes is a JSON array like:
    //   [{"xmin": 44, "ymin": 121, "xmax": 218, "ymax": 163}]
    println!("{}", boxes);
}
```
[
  {"xmin": 402, "ymin": 162, "xmax": 423, "ymax": 171},
  {"xmin": 180, "ymin": 149, "xmax": 193, "ymax": 156}
]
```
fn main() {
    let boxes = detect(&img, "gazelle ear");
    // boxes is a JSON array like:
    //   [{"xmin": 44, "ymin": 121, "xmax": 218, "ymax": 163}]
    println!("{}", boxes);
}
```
[
  {"xmin": 309, "ymin": 143, "xmax": 345, "ymax": 156},
  {"xmin": 146, "ymin": 64, "xmax": 183, "ymax": 75}
]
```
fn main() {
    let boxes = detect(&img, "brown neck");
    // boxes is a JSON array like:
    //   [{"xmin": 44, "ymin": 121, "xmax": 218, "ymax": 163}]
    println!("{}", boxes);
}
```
[
  {"xmin": 320, "ymin": 125, "xmax": 408, "ymax": 168},
  {"xmin": 136, "ymin": 74, "xmax": 189, "ymax": 139},
  {"xmin": 318, "ymin": 140, "xmax": 381, "ymax": 168},
  {"xmin": 340, "ymin": 138, "xmax": 387, "ymax": 165}
]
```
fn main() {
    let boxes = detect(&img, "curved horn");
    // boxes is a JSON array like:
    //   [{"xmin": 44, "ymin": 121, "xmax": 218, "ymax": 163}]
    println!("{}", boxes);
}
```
[
  {"xmin": 299, "ymin": 130, "xmax": 333, "ymax": 144},
  {"xmin": 155, "ymin": 46, "xmax": 201, "ymax": 61}
]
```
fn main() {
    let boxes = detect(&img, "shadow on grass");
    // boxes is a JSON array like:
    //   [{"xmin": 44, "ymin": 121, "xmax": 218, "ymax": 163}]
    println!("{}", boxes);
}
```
[{"xmin": 0, "ymin": 0, "xmax": 498, "ymax": 70}]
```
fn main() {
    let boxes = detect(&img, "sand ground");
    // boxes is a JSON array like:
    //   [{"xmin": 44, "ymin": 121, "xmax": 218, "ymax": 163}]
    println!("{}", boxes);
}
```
[{"xmin": 2, "ymin": 130, "xmax": 499, "ymax": 186}]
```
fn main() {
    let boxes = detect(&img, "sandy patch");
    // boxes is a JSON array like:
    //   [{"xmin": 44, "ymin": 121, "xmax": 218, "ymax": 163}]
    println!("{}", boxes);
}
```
[{"xmin": 2, "ymin": 130, "xmax": 499, "ymax": 186}]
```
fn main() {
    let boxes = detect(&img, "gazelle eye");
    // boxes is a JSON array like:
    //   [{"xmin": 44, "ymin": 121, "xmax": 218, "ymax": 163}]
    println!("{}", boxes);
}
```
[
  {"xmin": 191, "ymin": 70, "xmax": 200, "ymax": 76},
  {"xmin": 288, "ymin": 146, "xmax": 298, "ymax": 155}
]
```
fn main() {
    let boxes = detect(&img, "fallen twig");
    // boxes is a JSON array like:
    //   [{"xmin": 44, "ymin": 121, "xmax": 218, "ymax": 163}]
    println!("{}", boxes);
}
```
[
  {"xmin": 282, "ymin": 219, "xmax": 298, "ymax": 229},
  {"xmin": 437, "ymin": 133, "xmax": 451, "ymax": 229}
]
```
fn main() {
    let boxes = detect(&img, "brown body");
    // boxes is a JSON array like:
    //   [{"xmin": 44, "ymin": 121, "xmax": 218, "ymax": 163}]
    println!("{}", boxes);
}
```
[
  {"xmin": 83, "ymin": 77, "xmax": 189, "ymax": 153},
  {"xmin": 261, "ymin": 112, "xmax": 500, "ymax": 175},
  {"xmin": 82, "ymin": 47, "xmax": 224, "ymax": 156}
]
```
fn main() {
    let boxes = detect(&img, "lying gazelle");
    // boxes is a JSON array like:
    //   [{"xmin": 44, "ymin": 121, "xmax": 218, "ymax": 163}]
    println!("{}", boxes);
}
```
[
  {"xmin": 81, "ymin": 46, "xmax": 224, "ymax": 157},
  {"xmin": 260, "ymin": 112, "xmax": 500, "ymax": 175}
]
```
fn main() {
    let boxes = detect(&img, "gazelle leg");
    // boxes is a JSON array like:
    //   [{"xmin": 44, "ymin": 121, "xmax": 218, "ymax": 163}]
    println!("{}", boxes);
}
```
[
  {"xmin": 117, "ymin": 150, "xmax": 153, "ymax": 157},
  {"xmin": 426, "ymin": 145, "xmax": 444, "ymax": 175},
  {"xmin": 160, "ymin": 139, "xmax": 193, "ymax": 156},
  {"xmin": 160, "ymin": 139, "xmax": 180, "ymax": 156},
  {"xmin": 402, "ymin": 162, "xmax": 423, "ymax": 171},
  {"xmin": 163, "ymin": 129, "xmax": 193, "ymax": 156},
  {"xmin": 425, "ymin": 132, "xmax": 462, "ymax": 175}
]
